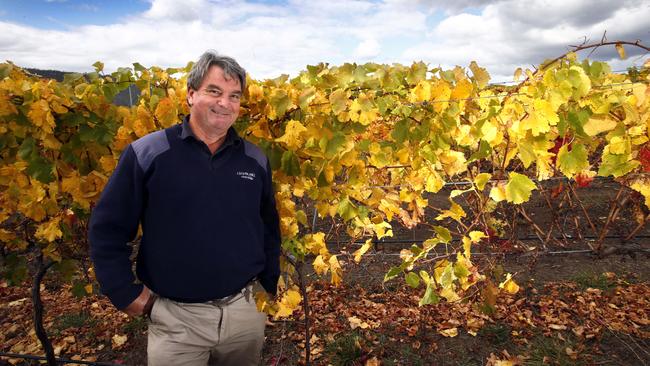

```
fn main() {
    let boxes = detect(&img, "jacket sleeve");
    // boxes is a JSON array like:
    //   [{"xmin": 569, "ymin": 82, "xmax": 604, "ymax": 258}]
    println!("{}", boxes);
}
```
[
  {"xmin": 89, "ymin": 145, "xmax": 144, "ymax": 310},
  {"xmin": 257, "ymin": 159, "xmax": 281, "ymax": 296}
]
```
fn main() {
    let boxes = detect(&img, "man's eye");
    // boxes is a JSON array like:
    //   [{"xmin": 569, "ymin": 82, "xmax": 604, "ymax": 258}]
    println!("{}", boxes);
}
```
[{"xmin": 206, "ymin": 89, "xmax": 220, "ymax": 96}]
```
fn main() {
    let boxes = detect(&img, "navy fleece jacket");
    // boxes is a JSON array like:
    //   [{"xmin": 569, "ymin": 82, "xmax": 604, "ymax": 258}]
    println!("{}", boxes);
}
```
[{"xmin": 89, "ymin": 117, "xmax": 281, "ymax": 309}]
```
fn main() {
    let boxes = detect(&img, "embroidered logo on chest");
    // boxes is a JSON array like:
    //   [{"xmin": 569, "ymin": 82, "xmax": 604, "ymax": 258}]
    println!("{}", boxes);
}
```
[{"xmin": 237, "ymin": 171, "xmax": 256, "ymax": 181}]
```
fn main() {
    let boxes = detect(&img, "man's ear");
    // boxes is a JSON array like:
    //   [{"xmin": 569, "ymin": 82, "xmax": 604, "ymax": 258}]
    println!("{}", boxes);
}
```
[{"xmin": 187, "ymin": 88, "xmax": 195, "ymax": 107}]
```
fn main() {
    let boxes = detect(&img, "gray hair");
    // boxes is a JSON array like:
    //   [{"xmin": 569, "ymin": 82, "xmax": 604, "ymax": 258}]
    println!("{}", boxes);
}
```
[{"xmin": 187, "ymin": 51, "xmax": 246, "ymax": 92}]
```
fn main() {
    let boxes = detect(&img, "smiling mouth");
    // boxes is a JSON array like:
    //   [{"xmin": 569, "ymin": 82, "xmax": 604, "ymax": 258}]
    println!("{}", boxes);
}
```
[{"xmin": 210, "ymin": 109, "xmax": 230, "ymax": 117}]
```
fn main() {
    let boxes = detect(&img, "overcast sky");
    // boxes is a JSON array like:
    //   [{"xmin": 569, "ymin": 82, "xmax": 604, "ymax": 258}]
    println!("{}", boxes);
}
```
[{"xmin": 0, "ymin": 0, "xmax": 648, "ymax": 83}]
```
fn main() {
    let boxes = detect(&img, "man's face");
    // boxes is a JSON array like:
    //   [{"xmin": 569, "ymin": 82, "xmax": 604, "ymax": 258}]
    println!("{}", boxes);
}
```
[{"xmin": 187, "ymin": 65, "xmax": 242, "ymax": 134}]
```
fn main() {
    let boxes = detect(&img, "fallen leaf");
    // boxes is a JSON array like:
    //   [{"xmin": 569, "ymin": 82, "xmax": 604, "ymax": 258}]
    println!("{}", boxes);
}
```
[
  {"xmin": 111, "ymin": 334, "xmax": 128, "ymax": 349},
  {"xmin": 365, "ymin": 356, "xmax": 380, "ymax": 366},
  {"xmin": 439, "ymin": 327, "xmax": 458, "ymax": 337}
]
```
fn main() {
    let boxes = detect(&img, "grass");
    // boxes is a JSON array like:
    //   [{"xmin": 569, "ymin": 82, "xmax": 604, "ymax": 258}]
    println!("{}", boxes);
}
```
[
  {"xmin": 478, "ymin": 323, "xmax": 511, "ymax": 347},
  {"xmin": 324, "ymin": 331, "xmax": 364, "ymax": 366},
  {"xmin": 572, "ymin": 271, "xmax": 615, "ymax": 291},
  {"xmin": 52, "ymin": 311, "xmax": 96, "ymax": 335},
  {"xmin": 524, "ymin": 335, "xmax": 585, "ymax": 366},
  {"xmin": 122, "ymin": 316, "xmax": 148, "ymax": 335}
]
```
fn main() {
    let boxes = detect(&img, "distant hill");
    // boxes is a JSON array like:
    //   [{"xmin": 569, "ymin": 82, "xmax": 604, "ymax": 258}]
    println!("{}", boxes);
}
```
[
  {"xmin": 24, "ymin": 67, "xmax": 139, "ymax": 106},
  {"xmin": 25, "ymin": 68, "xmax": 67, "ymax": 82}
]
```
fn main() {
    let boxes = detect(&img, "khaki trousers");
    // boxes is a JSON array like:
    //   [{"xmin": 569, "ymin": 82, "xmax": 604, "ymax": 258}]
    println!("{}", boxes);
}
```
[{"xmin": 147, "ymin": 286, "xmax": 266, "ymax": 366}]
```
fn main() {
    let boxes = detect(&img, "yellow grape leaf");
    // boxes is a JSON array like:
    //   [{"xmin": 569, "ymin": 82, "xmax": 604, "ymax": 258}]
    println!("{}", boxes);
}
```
[
  {"xmin": 28, "ymin": 100, "xmax": 56, "ymax": 133},
  {"xmin": 439, "ymin": 327, "xmax": 459, "ymax": 337},
  {"xmin": 275, "ymin": 120, "xmax": 308, "ymax": 150},
  {"xmin": 513, "ymin": 68, "xmax": 523, "ymax": 82},
  {"xmin": 305, "ymin": 232, "xmax": 327, "ymax": 255},
  {"xmin": 353, "ymin": 239, "xmax": 373, "ymax": 263},
  {"xmin": 489, "ymin": 183, "xmax": 506, "ymax": 202},
  {"xmin": 607, "ymin": 136, "xmax": 628, "ymax": 155},
  {"xmin": 469, "ymin": 61, "xmax": 490, "ymax": 89},
  {"xmin": 247, "ymin": 83, "xmax": 264, "ymax": 102},
  {"xmin": 154, "ymin": 98, "xmax": 178, "ymax": 128},
  {"xmin": 0, "ymin": 229, "xmax": 16, "ymax": 241},
  {"xmin": 615, "ymin": 43, "xmax": 626, "ymax": 59},
  {"xmin": 329, "ymin": 255, "xmax": 343, "ymax": 286},
  {"xmin": 0, "ymin": 94, "xmax": 18, "ymax": 116},
  {"xmin": 522, "ymin": 99, "xmax": 558, "ymax": 136},
  {"xmin": 505, "ymin": 172, "xmax": 536, "ymax": 204},
  {"xmin": 435, "ymin": 199, "xmax": 466, "ymax": 222},
  {"xmin": 462, "ymin": 236, "xmax": 472, "ymax": 259},
  {"xmin": 469, "ymin": 231, "xmax": 487, "ymax": 243},
  {"xmin": 255, "ymin": 289, "xmax": 271, "ymax": 313},
  {"xmin": 42, "ymin": 242, "xmax": 62, "ymax": 262},
  {"xmin": 583, "ymin": 115, "xmax": 617, "ymax": 136},
  {"xmin": 450, "ymin": 187, "xmax": 474, "ymax": 198},
  {"xmin": 450, "ymin": 78, "xmax": 473, "ymax": 100},
  {"xmin": 474, "ymin": 173, "xmax": 492, "ymax": 191},
  {"xmin": 439, "ymin": 150, "xmax": 467, "ymax": 176},
  {"xmin": 425, "ymin": 169, "xmax": 444, "ymax": 193},
  {"xmin": 630, "ymin": 179, "xmax": 650, "ymax": 209},
  {"xmin": 35, "ymin": 217, "xmax": 62, "ymax": 242},
  {"xmin": 410, "ymin": 80, "xmax": 432, "ymax": 103},
  {"xmin": 481, "ymin": 120, "xmax": 500, "ymax": 145},
  {"xmin": 84, "ymin": 284, "xmax": 93, "ymax": 294},
  {"xmin": 499, "ymin": 273, "xmax": 520, "ymax": 294},
  {"xmin": 431, "ymin": 80, "xmax": 452, "ymax": 113},
  {"xmin": 372, "ymin": 221, "xmax": 393, "ymax": 240},
  {"xmin": 329, "ymin": 88, "xmax": 348, "ymax": 115},
  {"xmin": 99, "ymin": 156, "xmax": 117, "ymax": 173},
  {"xmin": 275, "ymin": 289, "xmax": 302, "ymax": 318},
  {"xmin": 557, "ymin": 144, "xmax": 589, "ymax": 178},
  {"xmin": 313, "ymin": 254, "xmax": 329, "ymax": 275},
  {"xmin": 440, "ymin": 286, "xmax": 460, "ymax": 302}
]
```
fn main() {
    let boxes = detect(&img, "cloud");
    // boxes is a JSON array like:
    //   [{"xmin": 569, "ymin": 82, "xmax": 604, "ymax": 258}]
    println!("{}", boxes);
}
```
[
  {"xmin": 78, "ymin": 3, "xmax": 100, "ymax": 12},
  {"xmin": 403, "ymin": 0, "xmax": 650, "ymax": 81},
  {"xmin": 0, "ymin": 0, "xmax": 648, "ymax": 81},
  {"xmin": 354, "ymin": 39, "xmax": 380, "ymax": 59}
]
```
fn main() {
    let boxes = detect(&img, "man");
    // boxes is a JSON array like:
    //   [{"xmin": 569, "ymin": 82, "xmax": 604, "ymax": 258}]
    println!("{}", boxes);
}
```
[{"xmin": 89, "ymin": 51, "xmax": 281, "ymax": 366}]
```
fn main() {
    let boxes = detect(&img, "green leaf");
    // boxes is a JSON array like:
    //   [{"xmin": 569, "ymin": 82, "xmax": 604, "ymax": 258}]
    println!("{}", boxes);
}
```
[
  {"xmin": 419, "ymin": 283, "xmax": 440, "ymax": 306},
  {"xmin": 2, "ymin": 254, "xmax": 28, "ymax": 286},
  {"xmin": 53, "ymin": 259, "xmax": 77, "ymax": 282},
  {"xmin": 27, "ymin": 155, "xmax": 55, "ymax": 183},
  {"xmin": 325, "ymin": 133, "xmax": 346, "ymax": 158},
  {"xmin": 405, "ymin": 272, "xmax": 420, "ymax": 288},
  {"xmin": 439, "ymin": 263, "xmax": 456, "ymax": 287},
  {"xmin": 0, "ymin": 63, "xmax": 13, "ymax": 79},
  {"xmin": 133, "ymin": 62, "xmax": 147, "ymax": 72},
  {"xmin": 433, "ymin": 226, "xmax": 452, "ymax": 243},
  {"xmin": 269, "ymin": 89, "xmax": 290, "ymax": 119},
  {"xmin": 557, "ymin": 144, "xmax": 589, "ymax": 177},
  {"xmin": 468, "ymin": 140, "xmax": 492, "ymax": 162},
  {"xmin": 391, "ymin": 119, "xmax": 409, "ymax": 143},
  {"xmin": 384, "ymin": 266, "xmax": 402, "ymax": 282},
  {"xmin": 280, "ymin": 150, "xmax": 301, "ymax": 176},
  {"xmin": 329, "ymin": 89, "xmax": 348, "ymax": 115},
  {"xmin": 336, "ymin": 197, "xmax": 357, "ymax": 222},
  {"xmin": 71, "ymin": 281, "xmax": 90, "ymax": 298},
  {"xmin": 18, "ymin": 137, "xmax": 35, "ymax": 160},
  {"xmin": 298, "ymin": 87, "xmax": 316, "ymax": 110},
  {"xmin": 92, "ymin": 61, "xmax": 104, "ymax": 72},
  {"xmin": 505, "ymin": 172, "xmax": 536, "ymax": 204},
  {"xmin": 598, "ymin": 153, "xmax": 639, "ymax": 177},
  {"xmin": 453, "ymin": 261, "xmax": 470, "ymax": 279}
]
